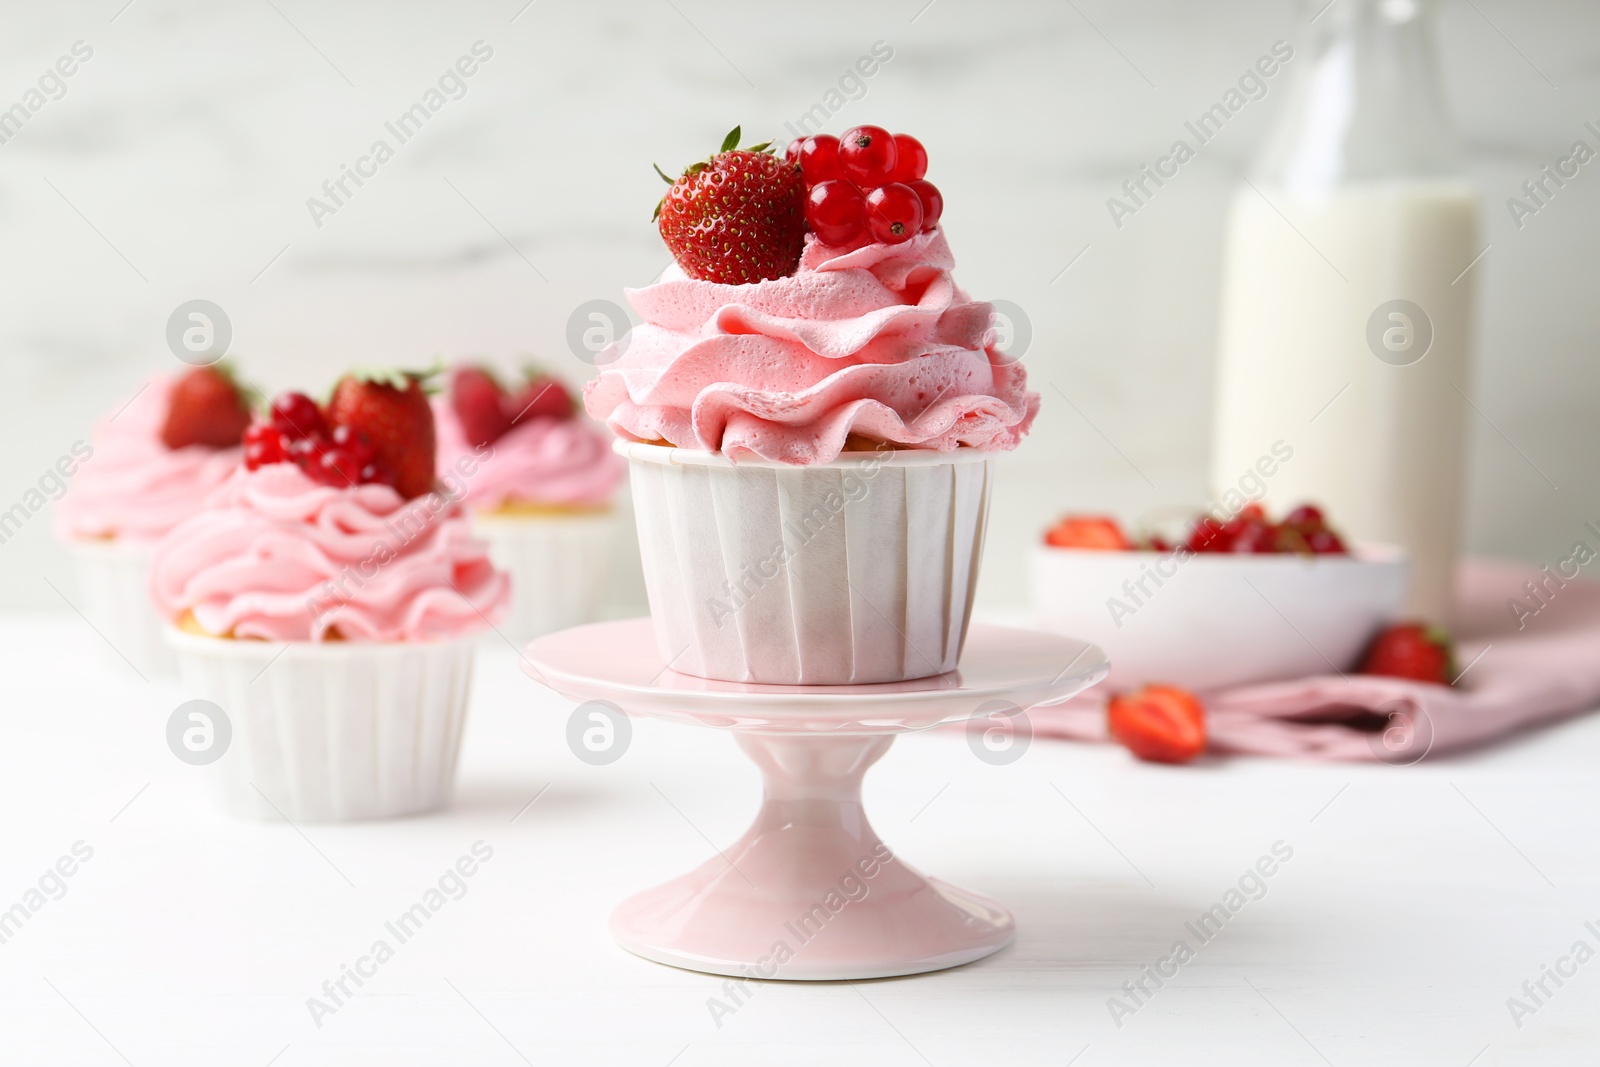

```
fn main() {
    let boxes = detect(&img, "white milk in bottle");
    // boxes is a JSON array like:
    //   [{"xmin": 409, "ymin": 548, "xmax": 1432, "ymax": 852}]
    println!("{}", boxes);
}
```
[{"xmin": 1211, "ymin": 0, "xmax": 1478, "ymax": 621}]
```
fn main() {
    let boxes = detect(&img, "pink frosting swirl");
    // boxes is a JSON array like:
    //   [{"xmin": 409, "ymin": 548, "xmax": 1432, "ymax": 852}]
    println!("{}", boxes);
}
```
[
  {"xmin": 150, "ymin": 464, "xmax": 510, "ymax": 643},
  {"xmin": 583, "ymin": 230, "xmax": 1039, "ymax": 464},
  {"xmin": 54, "ymin": 374, "xmax": 242, "ymax": 544},
  {"xmin": 433, "ymin": 398, "xmax": 625, "ymax": 509}
]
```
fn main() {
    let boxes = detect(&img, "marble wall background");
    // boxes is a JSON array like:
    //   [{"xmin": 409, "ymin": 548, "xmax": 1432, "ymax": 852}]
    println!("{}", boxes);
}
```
[{"xmin": 1, "ymin": 0, "xmax": 1596, "ymax": 612}]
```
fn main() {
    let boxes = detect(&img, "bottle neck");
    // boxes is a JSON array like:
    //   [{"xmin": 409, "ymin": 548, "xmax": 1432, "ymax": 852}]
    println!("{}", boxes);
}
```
[{"xmin": 1253, "ymin": 0, "xmax": 1466, "ymax": 191}]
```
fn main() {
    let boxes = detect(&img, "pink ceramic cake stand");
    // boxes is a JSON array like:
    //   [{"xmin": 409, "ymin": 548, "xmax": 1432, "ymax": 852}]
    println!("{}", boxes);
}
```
[{"xmin": 523, "ymin": 619, "xmax": 1108, "ymax": 981}]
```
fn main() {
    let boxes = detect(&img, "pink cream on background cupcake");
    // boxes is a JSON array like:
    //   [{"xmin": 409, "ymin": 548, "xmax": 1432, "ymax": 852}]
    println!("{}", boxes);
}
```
[
  {"xmin": 153, "ymin": 372, "xmax": 509, "ymax": 822},
  {"xmin": 54, "ymin": 367, "xmax": 251, "ymax": 676},
  {"xmin": 435, "ymin": 365, "xmax": 627, "ymax": 643},
  {"xmin": 584, "ymin": 125, "xmax": 1038, "ymax": 685}
]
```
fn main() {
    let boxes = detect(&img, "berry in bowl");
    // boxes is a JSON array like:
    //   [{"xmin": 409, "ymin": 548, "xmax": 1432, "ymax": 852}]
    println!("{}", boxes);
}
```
[{"xmin": 1032, "ymin": 504, "xmax": 1407, "ymax": 691}]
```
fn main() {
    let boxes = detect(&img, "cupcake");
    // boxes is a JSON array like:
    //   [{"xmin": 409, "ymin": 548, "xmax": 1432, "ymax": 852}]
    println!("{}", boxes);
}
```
[
  {"xmin": 584, "ymin": 125, "xmax": 1038, "ymax": 684},
  {"xmin": 54, "ymin": 366, "xmax": 251, "ymax": 676},
  {"xmin": 151, "ymin": 371, "xmax": 510, "ymax": 822},
  {"xmin": 434, "ymin": 365, "xmax": 626, "ymax": 643}
]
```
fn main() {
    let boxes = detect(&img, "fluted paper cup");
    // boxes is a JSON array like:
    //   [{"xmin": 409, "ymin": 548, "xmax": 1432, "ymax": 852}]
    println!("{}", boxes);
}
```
[
  {"xmin": 471, "ymin": 509, "xmax": 618, "ymax": 645},
  {"xmin": 68, "ymin": 538, "xmax": 175, "ymax": 677},
  {"xmin": 167, "ymin": 630, "xmax": 476, "ymax": 822},
  {"xmin": 620, "ymin": 441, "xmax": 995, "ymax": 685}
]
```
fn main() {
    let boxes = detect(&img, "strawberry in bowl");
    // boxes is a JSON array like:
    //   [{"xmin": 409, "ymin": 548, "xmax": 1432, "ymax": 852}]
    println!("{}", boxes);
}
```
[{"xmin": 1033, "ymin": 503, "xmax": 1406, "ymax": 691}]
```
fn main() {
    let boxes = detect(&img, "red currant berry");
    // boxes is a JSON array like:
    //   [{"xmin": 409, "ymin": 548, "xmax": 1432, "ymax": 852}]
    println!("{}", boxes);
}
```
[
  {"xmin": 805, "ymin": 180, "xmax": 867, "ymax": 246},
  {"xmin": 865, "ymin": 183, "xmax": 923, "ymax": 244},
  {"xmin": 839, "ymin": 125, "xmax": 896, "ymax": 187},
  {"xmin": 318, "ymin": 447, "xmax": 364, "ymax": 487},
  {"xmin": 797, "ymin": 135, "xmax": 843, "ymax": 185},
  {"xmin": 270, "ymin": 392, "xmax": 327, "ymax": 440},
  {"xmin": 287, "ymin": 433, "xmax": 335, "ymax": 484},
  {"xmin": 888, "ymin": 134, "xmax": 928, "ymax": 182},
  {"xmin": 242, "ymin": 422, "xmax": 286, "ymax": 470},
  {"xmin": 784, "ymin": 139, "xmax": 801, "ymax": 165},
  {"xmin": 330, "ymin": 424, "xmax": 374, "ymax": 461},
  {"xmin": 906, "ymin": 179, "xmax": 943, "ymax": 232},
  {"xmin": 361, "ymin": 457, "xmax": 397, "ymax": 489}
]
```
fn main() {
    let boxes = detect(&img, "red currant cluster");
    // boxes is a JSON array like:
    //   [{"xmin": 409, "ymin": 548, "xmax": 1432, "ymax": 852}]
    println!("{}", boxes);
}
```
[
  {"xmin": 787, "ymin": 126, "xmax": 943, "ymax": 247},
  {"xmin": 243, "ymin": 392, "xmax": 395, "ymax": 490},
  {"xmin": 1185, "ymin": 504, "xmax": 1348, "ymax": 555}
]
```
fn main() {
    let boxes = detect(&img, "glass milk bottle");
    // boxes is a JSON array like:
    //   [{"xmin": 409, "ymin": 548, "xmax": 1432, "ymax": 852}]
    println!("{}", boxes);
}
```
[{"xmin": 1210, "ymin": 0, "xmax": 1478, "ymax": 620}]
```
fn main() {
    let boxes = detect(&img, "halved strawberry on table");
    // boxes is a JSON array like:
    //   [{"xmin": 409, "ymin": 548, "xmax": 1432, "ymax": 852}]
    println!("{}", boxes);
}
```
[{"xmin": 1108, "ymin": 684, "xmax": 1208, "ymax": 764}]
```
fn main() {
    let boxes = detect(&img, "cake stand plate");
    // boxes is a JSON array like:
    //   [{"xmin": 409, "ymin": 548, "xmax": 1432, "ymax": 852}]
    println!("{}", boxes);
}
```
[{"xmin": 523, "ymin": 619, "xmax": 1108, "ymax": 981}]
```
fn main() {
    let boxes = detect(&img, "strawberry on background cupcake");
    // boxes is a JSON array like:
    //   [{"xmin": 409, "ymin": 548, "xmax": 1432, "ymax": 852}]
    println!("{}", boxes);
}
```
[
  {"xmin": 54, "ymin": 365, "xmax": 253, "ymax": 675},
  {"xmin": 433, "ymin": 364, "xmax": 626, "ymax": 643},
  {"xmin": 585, "ymin": 125, "xmax": 1038, "ymax": 685},
  {"xmin": 152, "ymin": 370, "xmax": 510, "ymax": 822}
]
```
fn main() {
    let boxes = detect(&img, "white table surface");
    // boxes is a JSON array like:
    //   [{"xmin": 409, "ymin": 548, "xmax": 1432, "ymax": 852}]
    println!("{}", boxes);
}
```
[{"xmin": 3, "ymin": 613, "xmax": 1597, "ymax": 1066}]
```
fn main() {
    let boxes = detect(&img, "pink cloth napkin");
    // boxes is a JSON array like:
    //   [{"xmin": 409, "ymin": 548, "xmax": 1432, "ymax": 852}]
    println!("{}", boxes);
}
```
[{"xmin": 1031, "ymin": 558, "xmax": 1600, "ymax": 760}]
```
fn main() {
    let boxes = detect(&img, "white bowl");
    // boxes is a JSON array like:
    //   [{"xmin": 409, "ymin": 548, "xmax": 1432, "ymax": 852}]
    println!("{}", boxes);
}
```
[{"xmin": 1030, "ymin": 543, "xmax": 1408, "ymax": 692}]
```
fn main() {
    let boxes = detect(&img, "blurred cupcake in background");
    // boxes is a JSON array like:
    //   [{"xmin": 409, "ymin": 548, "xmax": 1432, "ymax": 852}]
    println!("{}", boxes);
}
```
[
  {"xmin": 54, "ymin": 365, "xmax": 251, "ymax": 676},
  {"xmin": 152, "ymin": 370, "xmax": 509, "ymax": 822},
  {"xmin": 434, "ymin": 364, "xmax": 626, "ymax": 644}
]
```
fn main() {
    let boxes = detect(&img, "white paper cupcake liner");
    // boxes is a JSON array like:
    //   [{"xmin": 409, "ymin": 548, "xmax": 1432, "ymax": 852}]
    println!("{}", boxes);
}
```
[
  {"xmin": 472, "ymin": 508, "xmax": 618, "ymax": 645},
  {"xmin": 167, "ymin": 630, "xmax": 477, "ymax": 822},
  {"xmin": 68, "ymin": 538, "xmax": 176, "ymax": 677},
  {"xmin": 621, "ymin": 442, "xmax": 995, "ymax": 685}
]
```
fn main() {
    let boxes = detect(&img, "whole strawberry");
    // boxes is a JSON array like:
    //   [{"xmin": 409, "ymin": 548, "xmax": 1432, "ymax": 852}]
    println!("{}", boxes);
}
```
[
  {"xmin": 655, "ymin": 126, "xmax": 805, "ymax": 284},
  {"xmin": 1359, "ymin": 623, "xmax": 1455, "ymax": 685},
  {"xmin": 450, "ymin": 366, "xmax": 513, "ymax": 448},
  {"xmin": 160, "ymin": 365, "xmax": 253, "ymax": 450},
  {"xmin": 327, "ymin": 370, "xmax": 436, "ymax": 499},
  {"xmin": 506, "ymin": 371, "xmax": 575, "ymax": 427}
]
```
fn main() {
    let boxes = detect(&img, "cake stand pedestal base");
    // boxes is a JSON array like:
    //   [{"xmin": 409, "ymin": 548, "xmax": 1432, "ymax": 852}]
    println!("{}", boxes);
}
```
[
  {"xmin": 523, "ymin": 619, "xmax": 1109, "ymax": 982},
  {"xmin": 610, "ymin": 734, "xmax": 1012, "ymax": 980}
]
